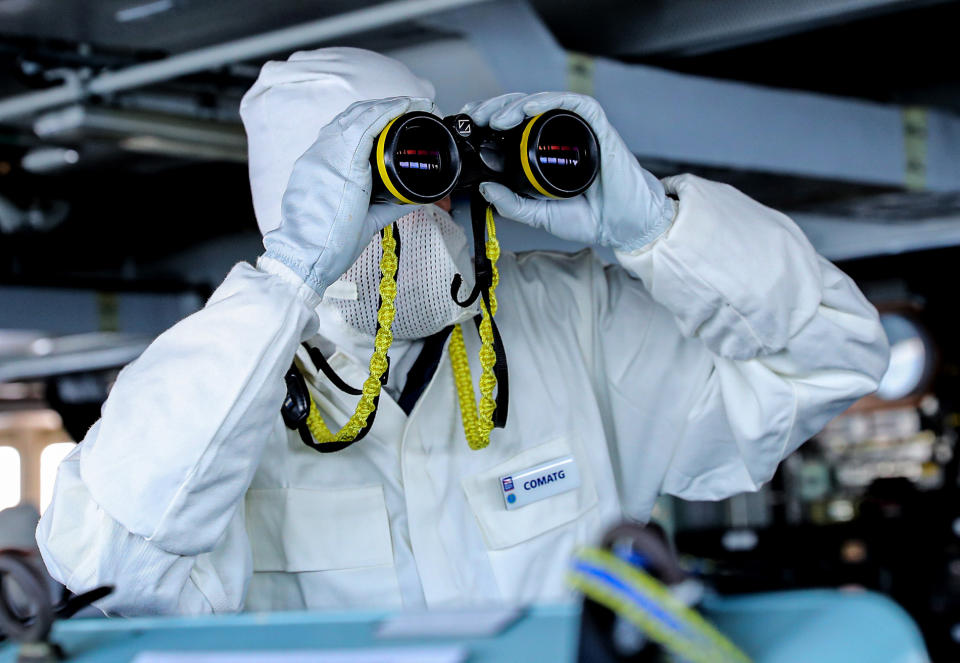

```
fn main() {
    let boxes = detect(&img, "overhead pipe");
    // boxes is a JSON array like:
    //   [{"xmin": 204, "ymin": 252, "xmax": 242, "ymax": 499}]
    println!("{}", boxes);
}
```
[
  {"xmin": 0, "ymin": 0, "xmax": 493, "ymax": 122},
  {"xmin": 34, "ymin": 106, "xmax": 245, "ymax": 148}
]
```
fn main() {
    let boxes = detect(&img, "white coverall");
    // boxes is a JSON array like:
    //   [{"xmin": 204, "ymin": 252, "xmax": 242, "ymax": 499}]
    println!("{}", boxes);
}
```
[{"xmin": 36, "ymin": 52, "xmax": 889, "ymax": 617}]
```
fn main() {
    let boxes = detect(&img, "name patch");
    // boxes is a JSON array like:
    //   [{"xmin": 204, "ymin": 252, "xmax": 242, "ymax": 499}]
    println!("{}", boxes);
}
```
[{"xmin": 499, "ymin": 455, "xmax": 580, "ymax": 510}]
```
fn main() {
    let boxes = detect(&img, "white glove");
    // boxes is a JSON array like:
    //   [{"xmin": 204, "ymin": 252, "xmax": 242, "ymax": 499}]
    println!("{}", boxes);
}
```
[
  {"xmin": 463, "ymin": 92, "xmax": 676, "ymax": 252},
  {"xmin": 260, "ymin": 96, "xmax": 435, "ymax": 297}
]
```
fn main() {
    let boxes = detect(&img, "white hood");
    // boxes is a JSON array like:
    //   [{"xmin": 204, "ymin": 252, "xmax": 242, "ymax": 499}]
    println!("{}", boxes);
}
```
[
  {"xmin": 241, "ymin": 48, "xmax": 477, "ymax": 348},
  {"xmin": 240, "ymin": 47, "xmax": 435, "ymax": 236}
]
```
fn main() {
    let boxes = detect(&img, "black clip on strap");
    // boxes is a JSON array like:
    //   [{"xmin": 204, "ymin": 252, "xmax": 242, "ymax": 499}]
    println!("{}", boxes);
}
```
[{"xmin": 451, "ymin": 192, "xmax": 493, "ymax": 309}]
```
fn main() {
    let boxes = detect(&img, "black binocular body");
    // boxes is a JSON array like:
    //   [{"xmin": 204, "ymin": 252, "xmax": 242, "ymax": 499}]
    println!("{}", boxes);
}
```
[{"xmin": 371, "ymin": 109, "xmax": 600, "ymax": 205}]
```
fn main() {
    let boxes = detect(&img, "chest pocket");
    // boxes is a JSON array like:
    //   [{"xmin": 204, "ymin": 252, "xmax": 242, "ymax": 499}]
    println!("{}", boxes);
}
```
[
  {"xmin": 245, "ymin": 485, "xmax": 393, "ymax": 572},
  {"xmin": 461, "ymin": 436, "xmax": 599, "ymax": 550}
]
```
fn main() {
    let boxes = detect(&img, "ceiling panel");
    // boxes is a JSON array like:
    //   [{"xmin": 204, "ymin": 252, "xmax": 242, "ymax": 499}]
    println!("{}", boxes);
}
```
[{"xmin": 0, "ymin": 0, "xmax": 391, "ymax": 53}]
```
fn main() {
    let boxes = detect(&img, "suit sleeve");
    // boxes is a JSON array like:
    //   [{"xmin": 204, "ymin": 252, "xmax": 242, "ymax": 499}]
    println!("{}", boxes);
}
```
[
  {"xmin": 36, "ymin": 259, "xmax": 319, "ymax": 615},
  {"xmin": 592, "ymin": 174, "xmax": 889, "ymax": 512}
]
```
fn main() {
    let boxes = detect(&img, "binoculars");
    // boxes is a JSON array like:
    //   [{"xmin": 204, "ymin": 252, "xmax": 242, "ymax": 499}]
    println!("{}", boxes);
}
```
[{"xmin": 371, "ymin": 109, "xmax": 600, "ymax": 205}]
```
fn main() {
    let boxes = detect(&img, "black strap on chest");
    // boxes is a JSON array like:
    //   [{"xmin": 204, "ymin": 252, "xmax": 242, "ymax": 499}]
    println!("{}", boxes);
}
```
[
  {"xmin": 397, "ymin": 326, "xmax": 454, "ymax": 415},
  {"xmin": 449, "ymin": 190, "xmax": 510, "ymax": 429}
]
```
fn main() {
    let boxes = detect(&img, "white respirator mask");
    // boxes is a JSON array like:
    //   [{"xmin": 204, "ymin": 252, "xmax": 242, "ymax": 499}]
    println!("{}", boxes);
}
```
[{"xmin": 324, "ymin": 204, "xmax": 480, "ymax": 340}]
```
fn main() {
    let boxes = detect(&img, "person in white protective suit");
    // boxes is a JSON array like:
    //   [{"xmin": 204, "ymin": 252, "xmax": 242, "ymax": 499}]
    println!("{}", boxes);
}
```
[{"xmin": 36, "ymin": 48, "xmax": 889, "ymax": 616}]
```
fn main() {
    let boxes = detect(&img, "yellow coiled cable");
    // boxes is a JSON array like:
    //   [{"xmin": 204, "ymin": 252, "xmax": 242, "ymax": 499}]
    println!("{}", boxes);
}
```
[
  {"xmin": 448, "ymin": 205, "xmax": 501, "ymax": 450},
  {"xmin": 304, "ymin": 224, "xmax": 398, "ymax": 444}
]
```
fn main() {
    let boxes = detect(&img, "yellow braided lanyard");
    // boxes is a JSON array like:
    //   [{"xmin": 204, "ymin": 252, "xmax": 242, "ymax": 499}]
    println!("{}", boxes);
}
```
[
  {"xmin": 304, "ymin": 224, "xmax": 398, "ymax": 443},
  {"xmin": 304, "ymin": 206, "xmax": 502, "ymax": 450},
  {"xmin": 448, "ymin": 204, "xmax": 500, "ymax": 450}
]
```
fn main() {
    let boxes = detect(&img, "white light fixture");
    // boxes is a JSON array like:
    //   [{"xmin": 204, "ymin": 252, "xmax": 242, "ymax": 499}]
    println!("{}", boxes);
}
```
[
  {"xmin": 0, "ymin": 446, "xmax": 21, "ymax": 510},
  {"xmin": 21, "ymin": 147, "xmax": 79, "ymax": 173},
  {"xmin": 876, "ymin": 313, "xmax": 933, "ymax": 401},
  {"xmin": 115, "ymin": 0, "xmax": 174, "ymax": 23}
]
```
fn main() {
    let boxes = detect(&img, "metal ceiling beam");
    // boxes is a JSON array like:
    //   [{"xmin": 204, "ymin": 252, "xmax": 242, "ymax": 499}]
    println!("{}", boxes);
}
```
[
  {"xmin": 794, "ymin": 212, "xmax": 960, "ymax": 261},
  {"xmin": 534, "ymin": 0, "xmax": 952, "ymax": 58},
  {"xmin": 643, "ymin": 0, "xmax": 950, "ymax": 57},
  {"xmin": 0, "ymin": 336, "xmax": 153, "ymax": 383},
  {"xmin": 0, "ymin": 0, "xmax": 493, "ymax": 122},
  {"xmin": 416, "ymin": 0, "xmax": 960, "ymax": 192},
  {"xmin": 0, "ymin": 286, "xmax": 203, "ymax": 336}
]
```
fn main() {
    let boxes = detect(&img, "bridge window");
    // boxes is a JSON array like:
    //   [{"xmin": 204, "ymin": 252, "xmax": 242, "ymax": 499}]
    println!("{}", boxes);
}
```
[{"xmin": 0, "ymin": 446, "xmax": 21, "ymax": 510}]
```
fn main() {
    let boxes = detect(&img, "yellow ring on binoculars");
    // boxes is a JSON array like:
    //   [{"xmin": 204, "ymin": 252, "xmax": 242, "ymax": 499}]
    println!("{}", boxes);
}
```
[
  {"xmin": 376, "ymin": 116, "xmax": 417, "ymax": 205},
  {"xmin": 520, "ymin": 113, "xmax": 561, "ymax": 200}
]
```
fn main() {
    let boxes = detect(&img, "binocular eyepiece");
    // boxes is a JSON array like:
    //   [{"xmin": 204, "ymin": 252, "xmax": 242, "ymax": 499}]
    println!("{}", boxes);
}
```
[{"xmin": 372, "ymin": 109, "xmax": 600, "ymax": 205}]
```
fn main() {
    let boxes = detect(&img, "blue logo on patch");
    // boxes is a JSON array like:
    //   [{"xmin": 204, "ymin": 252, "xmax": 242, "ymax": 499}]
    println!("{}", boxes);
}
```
[
  {"xmin": 502, "ymin": 477, "xmax": 514, "ymax": 492},
  {"xmin": 507, "ymin": 493, "xmax": 517, "ymax": 504}
]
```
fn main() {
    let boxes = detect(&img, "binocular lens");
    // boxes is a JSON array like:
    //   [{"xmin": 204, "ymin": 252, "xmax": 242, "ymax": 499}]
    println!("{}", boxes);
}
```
[
  {"xmin": 379, "ymin": 113, "xmax": 459, "ymax": 204},
  {"xmin": 526, "ymin": 112, "xmax": 599, "ymax": 197},
  {"xmin": 396, "ymin": 148, "xmax": 441, "ymax": 172}
]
